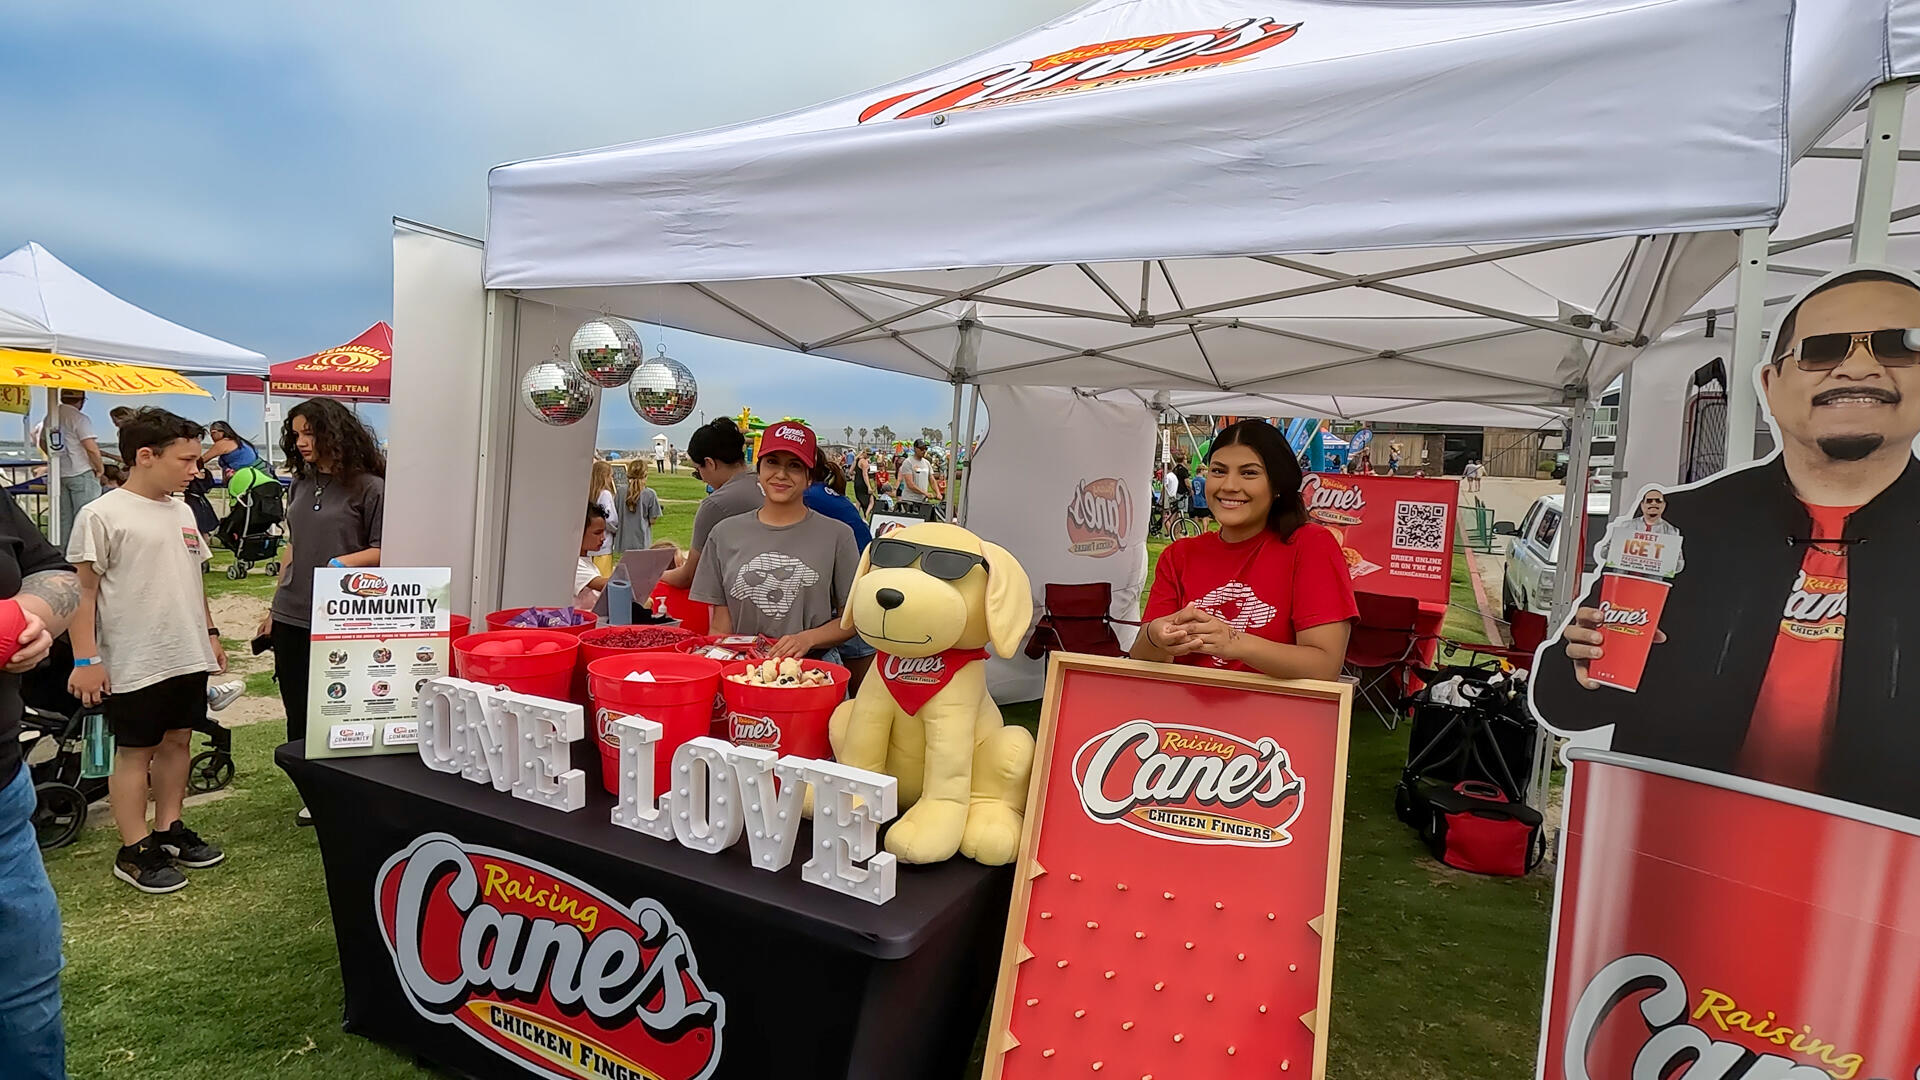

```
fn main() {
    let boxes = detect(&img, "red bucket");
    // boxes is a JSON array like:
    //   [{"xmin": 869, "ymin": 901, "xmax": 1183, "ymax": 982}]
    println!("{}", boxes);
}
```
[
  {"xmin": 718, "ymin": 659, "xmax": 849, "ymax": 759},
  {"xmin": 586, "ymin": 652, "xmax": 724, "ymax": 795},
  {"xmin": 485, "ymin": 607, "xmax": 598, "ymax": 635},
  {"xmin": 449, "ymin": 614, "xmax": 471, "ymax": 642},
  {"xmin": 576, "ymin": 625, "xmax": 697, "ymax": 707},
  {"xmin": 650, "ymin": 583, "xmax": 709, "ymax": 634},
  {"xmin": 452, "ymin": 630, "xmax": 579, "ymax": 701}
]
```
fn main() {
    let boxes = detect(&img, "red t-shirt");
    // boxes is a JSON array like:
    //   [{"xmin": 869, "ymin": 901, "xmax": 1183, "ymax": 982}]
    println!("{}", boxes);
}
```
[
  {"xmin": 1739, "ymin": 503, "xmax": 1854, "ymax": 790},
  {"xmin": 1143, "ymin": 524, "xmax": 1359, "ymax": 671}
]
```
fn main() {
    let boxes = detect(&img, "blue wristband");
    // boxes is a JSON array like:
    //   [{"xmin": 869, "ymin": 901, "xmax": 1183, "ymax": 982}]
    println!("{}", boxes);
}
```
[
  {"xmin": 73, "ymin": 657, "xmax": 101, "ymax": 667},
  {"xmin": 328, "ymin": 558, "xmax": 345, "ymax": 568}
]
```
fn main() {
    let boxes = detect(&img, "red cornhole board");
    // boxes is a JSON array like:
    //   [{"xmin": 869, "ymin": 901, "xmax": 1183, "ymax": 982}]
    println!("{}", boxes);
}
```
[{"xmin": 984, "ymin": 654, "xmax": 1352, "ymax": 1080}]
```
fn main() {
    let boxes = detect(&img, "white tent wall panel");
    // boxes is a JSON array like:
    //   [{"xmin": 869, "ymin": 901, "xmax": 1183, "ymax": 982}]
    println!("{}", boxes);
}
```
[
  {"xmin": 498, "ymin": 300, "xmax": 606, "ymax": 612},
  {"xmin": 1618, "ymin": 333, "xmax": 1714, "ymax": 492},
  {"xmin": 385, "ymin": 222, "xmax": 488, "ymax": 619}
]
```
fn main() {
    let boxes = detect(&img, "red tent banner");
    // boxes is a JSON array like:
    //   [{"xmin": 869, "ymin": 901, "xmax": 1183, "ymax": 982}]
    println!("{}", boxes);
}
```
[{"xmin": 228, "ymin": 321, "xmax": 391, "ymax": 401}]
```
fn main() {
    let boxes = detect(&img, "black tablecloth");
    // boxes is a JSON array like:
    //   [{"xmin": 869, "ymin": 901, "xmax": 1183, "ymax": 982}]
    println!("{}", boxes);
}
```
[{"xmin": 279, "ymin": 743, "xmax": 1012, "ymax": 1080}]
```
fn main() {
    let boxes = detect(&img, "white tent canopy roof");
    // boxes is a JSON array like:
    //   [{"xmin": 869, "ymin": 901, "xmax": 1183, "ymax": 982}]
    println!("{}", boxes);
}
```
[
  {"xmin": 483, "ymin": 0, "xmax": 1857, "ymax": 408},
  {"xmin": 1109, "ymin": 390, "xmax": 1566, "ymax": 431},
  {"xmin": 0, "ymin": 242, "xmax": 266, "ymax": 376}
]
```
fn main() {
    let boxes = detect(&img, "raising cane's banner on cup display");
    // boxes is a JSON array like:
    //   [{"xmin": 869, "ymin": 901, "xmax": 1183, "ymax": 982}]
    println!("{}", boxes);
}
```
[
  {"xmin": 984, "ymin": 655, "xmax": 1351, "ymax": 1080},
  {"xmin": 1540, "ymin": 750, "xmax": 1920, "ymax": 1080},
  {"xmin": 1301, "ymin": 474, "xmax": 1457, "ymax": 605},
  {"xmin": 376, "ymin": 834, "xmax": 725, "ymax": 1080}
]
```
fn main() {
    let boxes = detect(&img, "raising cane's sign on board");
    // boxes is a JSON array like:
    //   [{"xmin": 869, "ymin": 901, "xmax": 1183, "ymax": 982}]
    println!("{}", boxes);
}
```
[
  {"xmin": 1301, "ymin": 473, "xmax": 1457, "ymax": 605},
  {"xmin": 984, "ymin": 655, "xmax": 1351, "ymax": 1080}
]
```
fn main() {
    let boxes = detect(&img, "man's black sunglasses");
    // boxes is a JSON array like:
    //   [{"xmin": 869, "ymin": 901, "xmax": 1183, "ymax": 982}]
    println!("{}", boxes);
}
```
[
  {"xmin": 869, "ymin": 538, "xmax": 987, "ymax": 581},
  {"xmin": 1789, "ymin": 328, "xmax": 1920, "ymax": 371}
]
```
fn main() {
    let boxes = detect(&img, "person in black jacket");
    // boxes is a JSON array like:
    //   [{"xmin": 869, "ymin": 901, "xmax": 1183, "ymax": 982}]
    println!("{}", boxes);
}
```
[{"xmin": 1534, "ymin": 267, "xmax": 1920, "ymax": 817}]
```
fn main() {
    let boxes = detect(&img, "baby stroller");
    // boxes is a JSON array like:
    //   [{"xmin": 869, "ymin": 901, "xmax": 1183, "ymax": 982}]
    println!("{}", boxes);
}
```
[
  {"xmin": 19, "ymin": 636, "xmax": 234, "ymax": 849},
  {"xmin": 214, "ymin": 465, "xmax": 284, "ymax": 580}
]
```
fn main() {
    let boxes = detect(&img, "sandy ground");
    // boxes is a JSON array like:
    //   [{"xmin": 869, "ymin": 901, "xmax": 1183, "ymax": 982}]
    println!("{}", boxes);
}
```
[{"xmin": 208, "ymin": 592, "xmax": 281, "ymax": 729}]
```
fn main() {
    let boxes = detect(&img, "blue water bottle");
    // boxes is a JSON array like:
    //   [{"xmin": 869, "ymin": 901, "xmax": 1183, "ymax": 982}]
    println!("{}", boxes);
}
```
[
  {"xmin": 606, "ymin": 581, "xmax": 634, "ymax": 626},
  {"xmin": 81, "ymin": 711, "xmax": 114, "ymax": 779}
]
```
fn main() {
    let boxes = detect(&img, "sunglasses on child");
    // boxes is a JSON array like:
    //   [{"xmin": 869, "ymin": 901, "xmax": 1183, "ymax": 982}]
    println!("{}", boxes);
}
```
[
  {"xmin": 868, "ymin": 538, "xmax": 987, "ymax": 581},
  {"xmin": 1786, "ymin": 328, "xmax": 1920, "ymax": 371}
]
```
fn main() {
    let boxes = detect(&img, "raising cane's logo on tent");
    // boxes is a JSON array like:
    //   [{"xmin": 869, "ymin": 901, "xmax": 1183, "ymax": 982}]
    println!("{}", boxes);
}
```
[
  {"xmin": 1066, "ymin": 477, "xmax": 1132, "ymax": 558},
  {"xmin": 858, "ymin": 17, "xmax": 1302, "ymax": 124},
  {"xmin": 1071, "ymin": 720, "xmax": 1304, "ymax": 847},
  {"xmin": 376, "ymin": 835, "xmax": 725, "ymax": 1080},
  {"xmin": 296, "ymin": 344, "xmax": 385, "ymax": 372},
  {"xmin": 342, "ymin": 573, "xmax": 390, "ymax": 598}
]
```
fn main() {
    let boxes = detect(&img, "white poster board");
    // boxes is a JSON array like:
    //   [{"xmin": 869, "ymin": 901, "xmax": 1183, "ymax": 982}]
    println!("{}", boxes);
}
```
[{"xmin": 305, "ymin": 566, "xmax": 454, "ymax": 758}]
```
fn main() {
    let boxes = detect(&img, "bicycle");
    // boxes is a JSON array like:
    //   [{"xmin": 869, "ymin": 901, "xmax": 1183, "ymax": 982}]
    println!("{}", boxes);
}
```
[{"xmin": 1149, "ymin": 505, "xmax": 1202, "ymax": 540}]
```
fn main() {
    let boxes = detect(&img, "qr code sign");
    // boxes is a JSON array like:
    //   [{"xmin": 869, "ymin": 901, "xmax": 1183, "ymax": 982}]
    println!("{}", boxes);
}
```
[{"xmin": 1393, "ymin": 500, "xmax": 1449, "ymax": 552}]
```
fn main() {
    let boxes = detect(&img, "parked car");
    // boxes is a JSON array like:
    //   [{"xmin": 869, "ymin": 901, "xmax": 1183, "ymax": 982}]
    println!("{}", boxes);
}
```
[{"xmin": 1496, "ymin": 492, "xmax": 1611, "ymax": 616}]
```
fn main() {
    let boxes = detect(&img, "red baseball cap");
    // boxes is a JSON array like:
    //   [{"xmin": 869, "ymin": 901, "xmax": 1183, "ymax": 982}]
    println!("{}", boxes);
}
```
[{"xmin": 758, "ymin": 421, "xmax": 818, "ymax": 468}]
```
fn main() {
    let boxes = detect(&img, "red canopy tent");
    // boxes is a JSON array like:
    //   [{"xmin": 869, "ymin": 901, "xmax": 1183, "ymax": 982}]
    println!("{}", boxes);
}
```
[{"xmin": 228, "ymin": 321, "xmax": 391, "ymax": 401}]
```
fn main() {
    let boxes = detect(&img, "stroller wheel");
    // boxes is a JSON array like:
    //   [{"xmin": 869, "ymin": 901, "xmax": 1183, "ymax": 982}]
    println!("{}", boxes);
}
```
[
  {"xmin": 187, "ymin": 750, "xmax": 235, "ymax": 794},
  {"xmin": 266, "ymin": 561, "xmax": 282, "ymax": 576},
  {"xmin": 226, "ymin": 563, "xmax": 246, "ymax": 580},
  {"xmin": 32, "ymin": 782, "xmax": 87, "ymax": 849}
]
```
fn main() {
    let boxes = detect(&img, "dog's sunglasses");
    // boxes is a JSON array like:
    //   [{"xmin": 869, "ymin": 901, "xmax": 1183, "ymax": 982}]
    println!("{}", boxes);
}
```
[
  {"xmin": 1788, "ymin": 328, "xmax": 1920, "ymax": 372},
  {"xmin": 869, "ymin": 538, "xmax": 987, "ymax": 581}
]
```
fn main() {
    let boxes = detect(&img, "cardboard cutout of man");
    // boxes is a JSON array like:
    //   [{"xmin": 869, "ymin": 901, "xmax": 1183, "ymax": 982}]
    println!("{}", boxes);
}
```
[{"xmin": 1532, "ymin": 265, "xmax": 1920, "ymax": 816}]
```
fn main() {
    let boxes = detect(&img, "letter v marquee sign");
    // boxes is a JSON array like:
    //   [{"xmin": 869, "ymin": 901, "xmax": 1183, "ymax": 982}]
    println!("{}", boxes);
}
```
[{"xmin": 982, "ymin": 654, "xmax": 1351, "ymax": 1080}]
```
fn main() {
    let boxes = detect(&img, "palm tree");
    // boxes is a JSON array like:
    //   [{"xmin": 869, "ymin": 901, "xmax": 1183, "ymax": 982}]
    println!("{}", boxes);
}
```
[
  {"xmin": 875, "ymin": 424, "xmax": 894, "ymax": 445},
  {"xmin": 921, "ymin": 426, "xmax": 943, "ymax": 445},
  {"xmin": 844, "ymin": 425, "xmax": 854, "ymax": 445},
  {"xmin": 859, "ymin": 427, "xmax": 869, "ymax": 445}
]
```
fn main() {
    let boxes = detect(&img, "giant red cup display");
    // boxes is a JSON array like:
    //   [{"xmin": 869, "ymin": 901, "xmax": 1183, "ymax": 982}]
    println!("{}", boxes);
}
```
[
  {"xmin": 1540, "ymin": 749, "xmax": 1920, "ymax": 1080},
  {"xmin": 585, "ymin": 653, "xmax": 723, "ymax": 795},
  {"xmin": 1585, "ymin": 572, "xmax": 1669, "ymax": 692}
]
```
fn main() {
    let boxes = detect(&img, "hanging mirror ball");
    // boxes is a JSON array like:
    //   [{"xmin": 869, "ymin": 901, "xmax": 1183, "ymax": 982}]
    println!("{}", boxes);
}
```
[
  {"xmin": 629, "ymin": 355, "xmax": 698, "ymax": 426},
  {"xmin": 568, "ymin": 317, "xmax": 646, "ymax": 387},
  {"xmin": 520, "ymin": 361, "xmax": 598, "ymax": 426}
]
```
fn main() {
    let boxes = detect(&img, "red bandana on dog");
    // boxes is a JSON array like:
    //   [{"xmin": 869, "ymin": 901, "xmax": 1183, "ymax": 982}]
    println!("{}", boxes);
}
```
[{"xmin": 875, "ymin": 648, "xmax": 988, "ymax": 714}]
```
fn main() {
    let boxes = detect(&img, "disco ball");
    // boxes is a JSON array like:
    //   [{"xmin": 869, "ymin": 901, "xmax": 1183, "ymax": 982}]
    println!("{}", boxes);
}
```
[
  {"xmin": 628, "ymin": 355, "xmax": 698, "ymax": 426},
  {"xmin": 520, "ymin": 361, "xmax": 598, "ymax": 426},
  {"xmin": 568, "ymin": 317, "xmax": 645, "ymax": 387}
]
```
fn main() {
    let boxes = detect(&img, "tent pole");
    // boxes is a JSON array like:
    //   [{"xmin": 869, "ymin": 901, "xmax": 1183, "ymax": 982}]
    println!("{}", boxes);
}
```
[
  {"xmin": 44, "ymin": 387, "xmax": 61, "ymax": 545},
  {"xmin": 1851, "ymin": 79, "xmax": 1909, "ymax": 263},
  {"xmin": 1610, "ymin": 368, "xmax": 1633, "ymax": 517},
  {"xmin": 1550, "ymin": 393, "xmax": 1593, "ymax": 630},
  {"xmin": 944, "ymin": 379, "xmax": 964, "ymax": 520},
  {"xmin": 1722, "ymin": 227, "xmax": 1771, "ymax": 470},
  {"xmin": 262, "ymin": 382, "xmax": 273, "ymax": 472},
  {"xmin": 958, "ymin": 384, "xmax": 981, "ymax": 526}
]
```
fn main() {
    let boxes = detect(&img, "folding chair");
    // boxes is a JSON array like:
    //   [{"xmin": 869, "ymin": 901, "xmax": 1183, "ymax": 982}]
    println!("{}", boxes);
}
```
[
  {"xmin": 1440, "ymin": 606, "xmax": 1549, "ymax": 672},
  {"xmin": 1344, "ymin": 593, "xmax": 1430, "ymax": 729},
  {"xmin": 1024, "ymin": 582, "xmax": 1139, "ymax": 660}
]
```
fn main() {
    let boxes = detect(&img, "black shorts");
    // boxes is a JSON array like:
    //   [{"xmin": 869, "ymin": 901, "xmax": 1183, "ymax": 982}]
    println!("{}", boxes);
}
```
[{"xmin": 105, "ymin": 671, "xmax": 209, "ymax": 749}]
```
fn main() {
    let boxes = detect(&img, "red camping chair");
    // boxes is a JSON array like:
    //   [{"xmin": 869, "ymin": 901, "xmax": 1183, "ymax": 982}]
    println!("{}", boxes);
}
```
[
  {"xmin": 1025, "ymin": 583, "xmax": 1140, "ymax": 661},
  {"xmin": 1441, "ymin": 607, "xmax": 1549, "ymax": 672},
  {"xmin": 1344, "ymin": 593, "xmax": 1433, "ymax": 729}
]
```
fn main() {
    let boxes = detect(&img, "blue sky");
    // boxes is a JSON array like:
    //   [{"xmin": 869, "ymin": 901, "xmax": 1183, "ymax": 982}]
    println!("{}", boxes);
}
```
[{"xmin": 0, "ymin": 0, "xmax": 1078, "ymax": 451}]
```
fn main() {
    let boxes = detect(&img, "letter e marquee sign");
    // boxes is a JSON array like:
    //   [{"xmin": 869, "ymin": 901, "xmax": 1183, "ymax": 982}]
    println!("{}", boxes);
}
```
[{"xmin": 984, "ymin": 654, "xmax": 1351, "ymax": 1080}]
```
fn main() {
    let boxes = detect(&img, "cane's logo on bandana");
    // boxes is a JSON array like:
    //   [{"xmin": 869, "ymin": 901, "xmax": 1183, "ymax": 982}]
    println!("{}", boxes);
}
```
[
  {"xmin": 876, "ymin": 649, "xmax": 987, "ymax": 713},
  {"xmin": 858, "ymin": 18, "xmax": 1302, "ymax": 124},
  {"xmin": 1781, "ymin": 568, "xmax": 1846, "ymax": 642}
]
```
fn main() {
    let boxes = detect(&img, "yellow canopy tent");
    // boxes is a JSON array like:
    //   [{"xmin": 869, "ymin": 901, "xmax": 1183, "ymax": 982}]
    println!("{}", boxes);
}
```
[{"xmin": 0, "ymin": 349, "xmax": 211, "ymax": 397}]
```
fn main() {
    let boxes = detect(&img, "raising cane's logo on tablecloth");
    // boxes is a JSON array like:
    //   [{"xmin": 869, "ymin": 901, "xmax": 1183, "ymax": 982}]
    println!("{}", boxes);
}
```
[
  {"xmin": 1071, "ymin": 720, "xmax": 1304, "ymax": 847},
  {"xmin": 342, "ymin": 573, "xmax": 391, "ymax": 598},
  {"xmin": 376, "ymin": 834, "xmax": 725, "ymax": 1080},
  {"xmin": 1066, "ymin": 477, "xmax": 1132, "ymax": 558},
  {"xmin": 858, "ymin": 17, "xmax": 1302, "ymax": 123}
]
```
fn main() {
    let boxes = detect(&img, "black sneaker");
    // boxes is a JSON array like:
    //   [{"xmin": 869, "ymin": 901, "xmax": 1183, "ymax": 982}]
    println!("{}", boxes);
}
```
[
  {"xmin": 155, "ymin": 820, "xmax": 225, "ymax": 869},
  {"xmin": 114, "ymin": 837, "xmax": 188, "ymax": 894}
]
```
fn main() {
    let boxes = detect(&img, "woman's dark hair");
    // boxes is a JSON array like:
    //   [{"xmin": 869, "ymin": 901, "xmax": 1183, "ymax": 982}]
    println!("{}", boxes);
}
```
[
  {"xmin": 208, "ymin": 420, "xmax": 253, "ymax": 451},
  {"xmin": 585, "ymin": 503, "xmax": 609, "ymax": 527},
  {"xmin": 686, "ymin": 418, "xmax": 746, "ymax": 466},
  {"xmin": 815, "ymin": 456, "xmax": 847, "ymax": 495},
  {"xmin": 282, "ymin": 398, "xmax": 385, "ymax": 481},
  {"xmin": 120, "ymin": 408, "xmax": 206, "ymax": 463},
  {"xmin": 1208, "ymin": 419, "xmax": 1308, "ymax": 540}
]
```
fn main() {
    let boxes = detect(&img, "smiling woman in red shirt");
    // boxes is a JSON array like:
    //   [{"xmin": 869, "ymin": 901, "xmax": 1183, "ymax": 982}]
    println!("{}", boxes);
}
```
[{"xmin": 1131, "ymin": 420, "xmax": 1357, "ymax": 678}]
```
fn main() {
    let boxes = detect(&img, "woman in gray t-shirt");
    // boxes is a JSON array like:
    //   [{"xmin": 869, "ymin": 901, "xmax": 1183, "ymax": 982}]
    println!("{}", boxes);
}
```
[{"xmin": 257, "ymin": 399, "xmax": 385, "ymax": 787}]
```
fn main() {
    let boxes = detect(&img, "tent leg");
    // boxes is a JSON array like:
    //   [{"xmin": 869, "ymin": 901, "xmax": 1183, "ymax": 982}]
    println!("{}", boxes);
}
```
[
  {"xmin": 1550, "ymin": 394, "xmax": 1593, "ymax": 629},
  {"xmin": 1722, "ymin": 227, "xmax": 1770, "ymax": 469},
  {"xmin": 1851, "ymin": 79, "xmax": 1910, "ymax": 263},
  {"xmin": 44, "ymin": 387, "xmax": 61, "ymax": 546},
  {"xmin": 944, "ymin": 380, "xmax": 963, "ymax": 520},
  {"xmin": 958, "ymin": 385, "xmax": 981, "ymax": 526},
  {"xmin": 262, "ymin": 384, "xmax": 273, "ymax": 472},
  {"xmin": 1610, "ymin": 367, "xmax": 1633, "ymax": 517}
]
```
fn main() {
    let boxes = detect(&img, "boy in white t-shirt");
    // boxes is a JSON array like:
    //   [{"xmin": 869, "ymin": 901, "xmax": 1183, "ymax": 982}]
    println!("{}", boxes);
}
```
[
  {"xmin": 575, "ymin": 504, "xmax": 611, "ymax": 611},
  {"xmin": 68, "ymin": 409, "xmax": 229, "ymax": 895}
]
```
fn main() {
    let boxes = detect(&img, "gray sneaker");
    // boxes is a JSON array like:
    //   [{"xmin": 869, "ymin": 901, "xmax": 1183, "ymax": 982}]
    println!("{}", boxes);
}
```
[{"xmin": 207, "ymin": 680, "xmax": 244, "ymax": 712}]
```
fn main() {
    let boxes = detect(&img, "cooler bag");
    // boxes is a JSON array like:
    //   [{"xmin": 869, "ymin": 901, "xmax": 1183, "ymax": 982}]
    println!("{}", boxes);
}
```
[{"xmin": 1410, "ymin": 779, "xmax": 1545, "ymax": 877}]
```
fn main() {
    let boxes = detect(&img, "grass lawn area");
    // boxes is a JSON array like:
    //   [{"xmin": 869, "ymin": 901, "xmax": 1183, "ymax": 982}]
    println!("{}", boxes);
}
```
[{"xmin": 42, "ymin": 516, "xmax": 1550, "ymax": 1078}]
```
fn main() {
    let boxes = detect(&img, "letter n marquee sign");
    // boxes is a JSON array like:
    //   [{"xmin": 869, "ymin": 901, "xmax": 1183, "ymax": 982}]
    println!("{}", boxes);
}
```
[{"xmin": 983, "ymin": 654, "xmax": 1351, "ymax": 1080}]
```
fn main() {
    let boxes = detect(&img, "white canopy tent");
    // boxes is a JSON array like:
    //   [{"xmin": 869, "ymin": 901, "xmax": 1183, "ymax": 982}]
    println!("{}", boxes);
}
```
[
  {"xmin": 461, "ymin": 0, "xmax": 1920, "ymax": 634},
  {"xmin": 0, "ymin": 242, "xmax": 267, "ymax": 540}
]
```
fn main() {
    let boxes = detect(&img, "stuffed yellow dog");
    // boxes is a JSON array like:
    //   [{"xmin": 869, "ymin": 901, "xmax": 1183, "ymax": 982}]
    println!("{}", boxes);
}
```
[{"xmin": 831, "ymin": 522, "xmax": 1034, "ymax": 866}]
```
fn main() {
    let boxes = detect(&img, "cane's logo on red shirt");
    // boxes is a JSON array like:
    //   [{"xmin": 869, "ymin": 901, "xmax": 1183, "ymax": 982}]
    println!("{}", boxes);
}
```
[
  {"xmin": 857, "ymin": 18, "xmax": 1302, "ymax": 124},
  {"xmin": 1781, "ymin": 568, "xmax": 1846, "ymax": 642}
]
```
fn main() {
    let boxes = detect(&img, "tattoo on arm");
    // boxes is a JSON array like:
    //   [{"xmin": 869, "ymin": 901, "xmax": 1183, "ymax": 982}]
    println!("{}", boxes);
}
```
[{"xmin": 21, "ymin": 569, "xmax": 80, "ymax": 620}]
